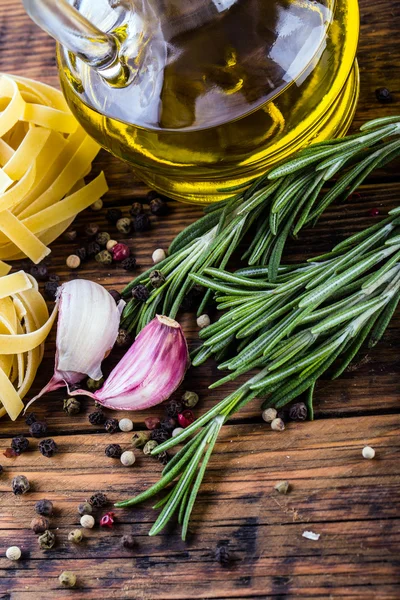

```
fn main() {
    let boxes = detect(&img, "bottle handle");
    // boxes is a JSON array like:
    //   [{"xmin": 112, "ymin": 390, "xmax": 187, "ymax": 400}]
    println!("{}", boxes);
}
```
[{"xmin": 22, "ymin": 0, "xmax": 129, "ymax": 85}]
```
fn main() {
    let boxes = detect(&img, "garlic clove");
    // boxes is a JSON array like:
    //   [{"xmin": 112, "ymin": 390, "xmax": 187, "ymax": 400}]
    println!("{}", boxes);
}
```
[{"xmin": 93, "ymin": 315, "xmax": 189, "ymax": 411}]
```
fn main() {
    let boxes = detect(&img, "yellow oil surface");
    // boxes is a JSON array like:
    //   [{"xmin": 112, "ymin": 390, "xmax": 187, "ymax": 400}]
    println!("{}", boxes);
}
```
[{"xmin": 59, "ymin": 0, "xmax": 359, "ymax": 203}]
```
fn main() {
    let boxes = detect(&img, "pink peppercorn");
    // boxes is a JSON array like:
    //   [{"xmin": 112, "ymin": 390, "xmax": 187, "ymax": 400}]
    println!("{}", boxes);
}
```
[
  {"xmin": 369, "ymin": 208, "xmax": 380, "ymax": 217},
  {"xmin": 177, "ymin": 410, "xmax": 195, "ymax": 428},
  {"xmin": 100, "ymin": 512, "xmax": 115, "ymax": 529},
  {"xmin": 112, "ymin": 243, "xmax": 130, "ymax": 262},
  {"xmin": 144, "ymin": 417, "xmax": 161, "ymax": 430}
]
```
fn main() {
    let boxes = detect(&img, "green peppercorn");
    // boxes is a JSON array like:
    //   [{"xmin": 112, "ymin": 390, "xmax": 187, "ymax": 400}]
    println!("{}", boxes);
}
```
[
  {"xmin": 59, "ymin": 571, "xmax": 77, "ymax": 588},
  {"xmin": 87, "ymin": 377, "xmax": 104, "ymax": 391},
  {"xmin": 131, "ymin": 431, "xmax": 151, "ymax": 448},
  {"xmin": 116, "ymin": 217, "xmax": 132, "ymax": 234},
  {"xmin": 63, "ymin": 397, "xmax": 81, "ymax": 416},
  {"xmin": 182, "ymin": 391, "xmax": 199, "ymax": 408},
  {"xmin": 38, "ymin": 530, "xmax": 56, "ymax": 550},
  {"xmin": 149, "ymin": 270, "xmax": 166, "ymax": 288},
  {"xmin": 68, "ymin": 529, "xmax": 83, "ymax": 544},
  {"xmin": 95, "ymin": 250, "xmax": 113, "ymax": 265},
  {"xmin": 78, "ymin": 502, "xmax": 92, "ymax": 516},
  {"xmin": 143, "ymin": 440, "xmax": 158, "ymax": 455},
  {"xmin": 96, "ymin": 231, "xmax": 111, "ymax": 247}
]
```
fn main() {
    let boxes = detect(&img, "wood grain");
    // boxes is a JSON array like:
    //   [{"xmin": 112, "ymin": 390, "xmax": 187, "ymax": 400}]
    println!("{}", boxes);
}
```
[{"xmin": 0, "ymin": 0, "xmax": 400, "ymax": 598}]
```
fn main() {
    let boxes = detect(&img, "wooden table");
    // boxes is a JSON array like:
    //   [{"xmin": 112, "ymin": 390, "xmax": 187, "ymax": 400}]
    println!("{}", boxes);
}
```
[{"xmin": 1, "ymin": 1, "xmax": 400, "ymax": 598}]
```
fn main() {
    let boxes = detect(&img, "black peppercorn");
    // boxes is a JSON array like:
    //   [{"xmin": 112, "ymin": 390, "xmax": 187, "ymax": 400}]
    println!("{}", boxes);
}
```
[
  {"xmin": 74, "ymin": 248, "xmax": 86, "ymax": 263},
  {"xmin": 106, "ymin": 208, "xmax": 122, "ymax": 224},
  {"xmin": 88, "ymin": 410, "xmax": 106, "ymax": 426},
  {"xmin": 109, "ymin": 289, "xmax": 121, "ymax": 304},
  {"xmin": 121, "ymin": 256, "xmax": 137, "ymax": 271},
  {"xmin": 160, "ymin": 417, "xmax": 176, "ymax": 433},
  {"xmin": 25, "ymin": 412, "xmax": 37, "ymax": 426},
  {"xmin": 157, "ymin": 451, "xmax": 170, "ymax": 465},
  {"xmin": 129, "ymin": 202, "xmax": 143, "ymax": 216},
  {"xmin": 165, "ymin": 399, "xmax": 184, "ymax": 418},
  {"xmin": 215, "ymin": 544, "xmax": 231, "ymax": 566},
  {"xmin": 11, "ymin": 435, "xmax": 30, "ymax": 455},
  {"xmin": 105, "ymin": 443, "xmax": 123, "ymax": 459},
  {"xmin": 63, "ymin": 398, "xmax": 81, "ymax": 416},
  {"xmin": 131, "ymin": 284, "xmax": 149, "ymax": 302},
  {"xmin": 85, "ymin": 223, "xmax": 99, "ymax": 237},
  {"xmin": 150, "ymin": 428, "xmax": 170, "ymax": 444},
  {"xmin": 63, "ymin": 230, "xmax": 77, "ymax": 242},
  {"xmin": 86, "ymin": 241, "xmax": 101, "ymax": 258},
  {"xmin": 38, "ymin": 438, "xmax": 58, "ymax": 458},
  {"xmin": 104, "ymin": 418, "xmax": 119, "ymax": 434},
  {"xmin": 121, "ymin": 534, "xmax": 135, "ymax": 549},
  {"xmin": 133, "ymin": 213, "xmax": 151, "ymax": 232},
  {"xmin": 288, "ymin": 402, "xmax": 307, "ymax": 421},
  {"xmin": 12, "ymin": 475, "xmax": 30, "ymax": 495},
  {"xmin": 115, "ymin": 328, "xmax": 131, "ymax": 348},
  {"xmin": 149, "ymin": 270, "xmax": 165, "ymax": 288},
  {"xmin": 375, "ymin": 87, "xmax": 392, "ymax": 103},
  {"xmin": 29, "ymin": 421, "xmax": 48, "ymax": 438},
  {"xmin": 89, "ymin": 492, "xmax": 108, "ymax": 508},
  {"xmin": 43, "ymin": 280, "xmax": 59, "ymax": 301},
  {"xmin": 149, "ymin": 197, "xmax": 168, "ymax": 216},
  {"xmin": 35, "ymin": 499, "xmax": 53, "ymax": 516},
  {"xmin": 30, "ymin": 264, "xmax": 48, "ymax": 281},
  {"xmin": 48, "ymin": 274, "xmax": 60, "ymax": 283},
  {"xmin": 146, "ymin": 190, "xmax": 159, "ymax": 202}
]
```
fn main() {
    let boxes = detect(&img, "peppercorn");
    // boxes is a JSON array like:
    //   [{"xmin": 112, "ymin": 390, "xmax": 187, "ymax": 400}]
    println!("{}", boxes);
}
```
[
  {"xmin": 106, "ymin": 239, "xmax": 118, "ymax": 252},
  {"xmin": 112, "ymin": 242, "xmax": 130, "ymax": 262},
  {"xmin": 172, "ymin": 427, "xmax": 184, "ymax": 437},
  {"xmin": 49, "ymin": 274, "xmax": 60, "ymax": 283},
  {"xmin": 38, "ymin": 530, "xmax": 56, "ymax": 550},
  {"xmin": 86, "ymin": 241, "xmax": 101, "ymax": 257},
  {"xmin": 44, "ymin": 280, "xmax": 59, "ymax": 301},
  {"xmin": 63, "ymin": 397, "xmax": 81, "ymax": 416},
  {"xmin": 120, "ymin": 451, "xmax": 136, "ymax": 467},
  {"xmin": 85, "ymin": 222, "xmax": 99, "ymax": 237},
  {"xmin": 106, "ymin": 208, "xmax": 122, "ymax": 225},
  {"xmin": 262, "ymin": 408, "xmax": 277, "ymax": 423},
  {"xmin": 29, "ymin": 421, "xmax": 48, "ymax": 438},
  {"xmin": 39, "ymin": 438, "xmax": 58, "ymax": 458},
  {"xmin": 119, "ymin": 418, "xmax": 134, "ymax": 432},
  {"xmin": 152, "ymin": 248, "xmax": 166, "ymax": 264},
  {"xmin": 30, "ymin": 516, "xmax": 50, "ymax": 534},
  {"xmin": 87, "ymin": 377, "xmax": 104, "ymax": 391},
  {"xmin": 59, "ymin": 571, "xmax": 77, "ymax": 588},
  {"xmin": 157, "ymin": 451, "xmax": 169, "ymax": 465},
  {"xmin": 12, "ymin": 475, "xmax": 30, "ymax": 495},
  {"xmin": 121, "ymin": 256, "xmax": 137, "ymax": 271},
  {"xmin": 25, "ymin": 412, "xmax": 37, "ymax": 426},
  {"xmin": 131, "ymin": 431, "xmax": 150, "ymax": 448},
  {"xmin": 146, "ymin": 190, "xmax": 159, "ymax": 202},
  {"xmin": 182, "ymin": 391, "xmax": 199, "ymax": 408},
  {"xmin": 88, "ymin": 410, "xmax": 106, "ymax": 425},
  {"xmin": 11, "ymin": 435, "xmax": 30, "ymax": 454},
  {"xmin": 362, "ymin": 446, "xmax": 375, "ymax": 459},
  {"xmin": 197, "ymin": 314, "xmax": 210, "ymax": 329},
  {"xmin": 95, "ymin": 249, "xmax": 113, "ymax": 265},
  {"xmin": 91, "ymin": 198, "xmax": 103, "ymax": 211},
  {"xmin": 100, "ymin": 512, "xmax": 115, "ymax": 528},
  {"xmin": 104, "ymin": 418, "xmax": 119, "ymax": 434},
  {"xmin": 109, "ymin": 289, "xmax": 121, "ymax": 303},
  {"xmin": 116, "ymin": 217, "xmax": 132, "ymax": 235},
  {"xmin": 29, "ymin": 264, "xmax": 48, "ymax": 281},
  {"xmin": 160, "ymin": 417, "xmax": 176, "ymax": 433},
  {"xmin": 68, "ymin": 529, "xmax": 83, "ymax": 543},
  {"xmin": 63, "ymin": 230, "xmax": 77, "ymax": 242},
  {"xmin": 75, "ymin": 247, "xmax": 87, "ymax": 262},
  {"xmin": 149, "ymin": 197, "xmax": 168, "ymax": 216},
  {"xmin": 96, "ymin": 231, "xmax": 111, "ymax": 247},
  {"xmin": 274, "ymin": 480, "xmax": 290, "ymax": 494},
  {"xmin": 131, "ymin": 284, "xmax": 149, "ymax": 302},
  {"xmin": 78, "ymin": 502, "xmax": 92, "ymax": 516},
  {"xmin": 66, "ymin": 254, "xmax": 80, "ymax": 269},
  {"xmin": 375, "ymin": 87, "xmax": 392, "ymax": 103},
  {"xmin": 150, "ymin": 428, "xmax": 170, "ymax": 444},
  {"xmin": 129, "ymin": 202, "xmax": 143, "ymax": 216},
  {"xmin": 165, "ymin": 398, "xmax": 184, "ymax": 418},
  {"xmin": 80, "ymin": 514, "xmax": 95, "ymax": 529},
  {"xmin": 133, "ymin": 213, "xmax": 150, "ymax": 232},
  {"xmin": 6, "ymin": 546, "xmax": 21, "ymax": 561},
  {"xmin": 288, "ymin": 402, "xmax": 307, "ymax": 421},
  {"xmin": 105, "ymin": 443, "xmax": 122, "ymax": 459},
  {"xmin": 35, "ymin": 499, "xmax": 53, "ymax": 516},
  {"xmin": 149, "ymin": 269, "xmax": 165, "ymax": 288},
  {"xmin": 215, "ymin": 544, "xmax": 231, "ymax": 566},
  {"xmin": 178, "ymin": 410, "xmax": 195, "ymax": 428},
  {"xmin": 271, "ymin": 418, "xmax": 285, "ymax": 432},
  {"xmin": 144, "ymin": 416, "xmax": 161, "ymax": 430},
  {"xmin": 89, "ymin": 492, "xmax": 108, "ymax": 508},
  {"xmin": 143, "ymin": 440, "xmax": 158, "ymax": 455},
  {"xmin": 121, "ymin": 534, "xmax": 135, "ymax": 549},
  {"xmin": 116, "ymin": 328, "xmax": 131, "ymax": 347}
]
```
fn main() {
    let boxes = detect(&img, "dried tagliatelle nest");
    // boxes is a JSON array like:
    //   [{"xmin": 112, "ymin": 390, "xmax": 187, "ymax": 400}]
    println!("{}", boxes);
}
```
[
  {"xmin": 0, "ymin": 73, "xmax": 108, "ymax": 270},
  {"xmin": 0, "ymin": 271, "xmax": 57, "ymax": 420}
]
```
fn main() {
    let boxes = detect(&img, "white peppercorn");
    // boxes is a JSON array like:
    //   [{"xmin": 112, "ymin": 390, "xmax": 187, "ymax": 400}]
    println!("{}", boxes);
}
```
[
  {"xmin": 172, "ymin": 427, "xmax": 184, "ymax": 437},
  {"xmin": 66, "ymin": 254, "xmax": 80, "ymax": 269},
  {"xmin": 91, "ymin": 199, "xmax": 103, "ymax": 211},
  {"xmin": 362, "ymin": 446, "xmax": 375, "ymax": 459},
  {"xmin": 262, "ymin": 408, "xmax": 277, "ymax": 423},
  {"xmin": 80, "ymin": 514, "xmax": 95, "ymax": 529},
  {"xmin": 152, "ymin": 248, "xmax": 166, "ymax": 264},
  {"xmin": 119, "ymin": 418, "xmax": 134, "ymax": 432},
  {"xmin": 120, "ymin": 450, "xmax": 136, "ymax": 467},
  {"xmin": 6, "ymin": 546, "xmax": 21, "ymax": 561},
  {"xmin": 196, "ymin": 314, "xmax": 211, "ymax": 329},
  {"xmin": 106, "ymin": 239, "xmax": 118, "ymax": 251},
  {"xmin": 271, "ymin": 417, "xmax": 285, "ymax": 431}
]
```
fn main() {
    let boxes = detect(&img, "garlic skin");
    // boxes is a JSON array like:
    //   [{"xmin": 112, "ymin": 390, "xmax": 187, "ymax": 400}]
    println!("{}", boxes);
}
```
[
  {"xmin": 28, "ymin": 280, "xmax": 122, "ymax": 406},
  {"xmin": 92, "ymin": 315, "xmax": 189, "ymax": 411}
]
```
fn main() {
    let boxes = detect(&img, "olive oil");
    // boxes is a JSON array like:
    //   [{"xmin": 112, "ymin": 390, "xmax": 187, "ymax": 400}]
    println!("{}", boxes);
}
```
[{"xmin": 59, "ymin": 0, "xmax": 359, "ymax": 203}]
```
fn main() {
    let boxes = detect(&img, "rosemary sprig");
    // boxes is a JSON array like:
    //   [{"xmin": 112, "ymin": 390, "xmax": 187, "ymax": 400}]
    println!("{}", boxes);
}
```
[
  {"xmin": 121, "ymin": 116, "xmax": 400, "ymax": 334},
  {"xmin": 116, "ymin": 208, "xmax": 400, "ymax": 538}
]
